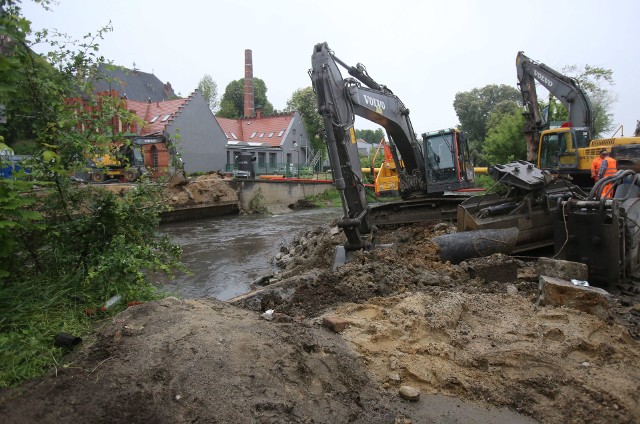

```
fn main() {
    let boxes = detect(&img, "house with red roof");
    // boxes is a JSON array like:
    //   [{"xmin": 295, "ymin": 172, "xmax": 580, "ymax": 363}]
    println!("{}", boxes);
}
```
[
  {"xmin": 214, "ymin": 49, "xmax": 311, "ymax": 177},
  {"xmin": 92, "ymin": 65, "xmax": 227, "ymax": 175},
  {"xmin": 125, "ymin": 89, "xmax": 228, "ymax": 175},
  {"xmin": 216, "ymin": 110, "xmax": 310, "ymax": 176}
]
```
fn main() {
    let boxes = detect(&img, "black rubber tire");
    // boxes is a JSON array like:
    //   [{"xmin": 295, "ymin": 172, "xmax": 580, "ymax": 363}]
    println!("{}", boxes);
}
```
[
  {"xmin": 124, "ymin": 169, "xmax": 138, "ymax": 182},
  {"xmin": 91, "ymin": 171, "xmax": 105, "ymax": 182}
]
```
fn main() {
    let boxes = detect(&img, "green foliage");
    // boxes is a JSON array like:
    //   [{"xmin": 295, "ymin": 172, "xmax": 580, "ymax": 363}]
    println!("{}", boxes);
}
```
[
  {"xmin": 355, "ymin": 128, "xmax": 385, "ymax": 144},
  {"xmin": 304, "ymin": 187, "xmax": 342, "ymax": 207},
  {"xmin": 217, "ymin": 78, "xmax": 274, "ymax": 119},
  {"xmin": 473, "ymin": 174, "xmax": 497, "ymax": 191},
  {"xmin": 0, "ymin": 3, "xmax": 185, "ymax": 387},
  {"xmin": 286, "ymin": 87, "xmax": 325, "ymax": 160},
  {"xmin": 482, "ymin": 106, "xmax": 527, "ymax": 166},
  {"xmin": 453, "ymin": 84, "xmax": 520, "ymax": 164},
  {"xmin": 304, "ymin": 185, "xmax": 376, "ymax": 208},
  {"xmin": 561, "ymin": 64, "xmax": 615, "ymax": 137},
  {"xmin": 357, "ymin": 145, "xmax": 386, "ymax": 184},
  {"xmin": 197, "ymin": 74, "xmax": 219, "ymax": 113},
  {"xmin": 453, "ymin": 84, "xmax": 521, "ymax": 143}
]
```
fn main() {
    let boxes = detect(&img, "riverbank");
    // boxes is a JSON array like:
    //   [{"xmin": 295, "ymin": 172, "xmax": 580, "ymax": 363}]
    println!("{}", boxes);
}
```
[{"xmin": 1, "ymin": 220, "xmax": 638, "ymax": 423}]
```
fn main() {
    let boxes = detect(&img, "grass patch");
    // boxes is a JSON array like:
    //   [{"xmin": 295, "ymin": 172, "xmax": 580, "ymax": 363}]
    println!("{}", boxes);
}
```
[
  {"xmin": 304, "ymin": 187, "xmax": 342, "ymax": 207},
  {"xmin": 304, "ymin": 186, "xmax": 399, "ymax": 208},
  {"xmin": 0, "ymin": 273, "xmax": 166, "ymax": 388}
]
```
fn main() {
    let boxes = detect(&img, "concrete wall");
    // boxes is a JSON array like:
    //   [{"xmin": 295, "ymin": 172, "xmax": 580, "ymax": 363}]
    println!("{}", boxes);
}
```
[
  {"xmin": 234, "ymin": 180, "xmax": 333, "ymax": 210},
  {"xmin": 169, "ymin": 90, "xmax": 228, "ymax": 174}
]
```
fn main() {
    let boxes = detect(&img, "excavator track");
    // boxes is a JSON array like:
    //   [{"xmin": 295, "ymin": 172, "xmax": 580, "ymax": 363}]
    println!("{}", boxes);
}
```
[{"xmin": 369, "ymin": 196, "xmax": 469, "ymax": 228}]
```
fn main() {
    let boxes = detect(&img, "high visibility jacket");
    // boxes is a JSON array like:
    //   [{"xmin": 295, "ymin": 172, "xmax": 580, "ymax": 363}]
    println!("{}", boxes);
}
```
[{"xmin": 591, "ymin": 156, "xmax": 617, "ymax": 181}]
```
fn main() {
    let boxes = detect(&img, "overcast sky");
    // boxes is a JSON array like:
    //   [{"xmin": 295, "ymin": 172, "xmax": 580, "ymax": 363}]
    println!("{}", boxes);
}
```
[{"xmin": 21, "ymin": 0, "xmax": 640, "ymax": 136}]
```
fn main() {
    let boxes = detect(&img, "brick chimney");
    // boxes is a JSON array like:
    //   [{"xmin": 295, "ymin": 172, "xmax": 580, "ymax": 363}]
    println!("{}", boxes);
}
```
[{"xmin": 244, "ymin": 49, "xmax": 254, "ymax": 118}]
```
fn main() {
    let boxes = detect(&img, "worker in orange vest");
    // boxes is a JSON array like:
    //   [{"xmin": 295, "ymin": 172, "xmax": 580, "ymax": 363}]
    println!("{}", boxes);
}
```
[{"xmin": 591, "ymin": 148, "xmax": 617, "ymax": 198}]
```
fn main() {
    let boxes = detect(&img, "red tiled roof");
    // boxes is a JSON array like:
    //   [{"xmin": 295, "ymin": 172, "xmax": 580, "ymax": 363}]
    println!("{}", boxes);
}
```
[
  {"xmin": 126, "ymin": 97, "xmax": 190, "ymax": 136},
  {"xmin": 216, "ymin": 113, "xmax": 295, "ymax": 147}
]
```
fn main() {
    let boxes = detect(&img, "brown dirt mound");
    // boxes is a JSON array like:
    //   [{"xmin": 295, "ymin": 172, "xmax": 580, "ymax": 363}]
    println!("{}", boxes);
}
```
[
  {"xmin": 165, "ymin": 173, "xmax": 237, "ymax": 207},
  {"xmin": 238, "ymin": 222, "xmax": 640, "ymax": 423},
  {"xmin": 0, "ymin": 298, "xmax": 409, "ymax": 423}
]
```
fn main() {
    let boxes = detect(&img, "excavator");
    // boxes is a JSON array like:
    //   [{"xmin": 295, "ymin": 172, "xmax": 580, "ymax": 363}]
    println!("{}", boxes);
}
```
[
  {"xmin": 309, "ymin": 42, "xmax": 474, "ymax": 260},
  {"xmin": 310, "ymin": 43, "xmax": 639, "ymax": 287},
  {"xmin": 516, "ymin": 51, "xmax": 640, "ymax": 187},
  {"xmin": 86, "ymin": 141, "xmax": 147, "ymax": 182},
  {"xmin": 456, "ymin": 54, "xmax": 640, "ymax": 287}
]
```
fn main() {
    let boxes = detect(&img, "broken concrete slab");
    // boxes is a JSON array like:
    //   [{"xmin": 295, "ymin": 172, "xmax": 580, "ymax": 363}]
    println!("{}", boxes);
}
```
[
  {"xmin": 538, "ymin": 275, "xmax": 611, "ymax": 319},
  {"xmin": 537, "ymin": 257, "xmax": 588, "ymax": 281}
]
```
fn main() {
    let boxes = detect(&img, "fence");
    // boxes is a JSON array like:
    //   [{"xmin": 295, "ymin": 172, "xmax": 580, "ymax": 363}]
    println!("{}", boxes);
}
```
[{"xmin": 226, "ymin": 162, "xmax": 319, "ymax": 178}]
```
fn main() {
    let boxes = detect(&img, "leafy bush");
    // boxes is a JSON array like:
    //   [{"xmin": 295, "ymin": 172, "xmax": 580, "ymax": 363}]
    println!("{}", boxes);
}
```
[{"xmin": 0, "ymin": 3, "xmax": 185, "ymax": 387}]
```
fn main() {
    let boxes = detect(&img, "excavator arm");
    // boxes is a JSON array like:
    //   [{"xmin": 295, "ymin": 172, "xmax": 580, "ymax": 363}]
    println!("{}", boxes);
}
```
[
  {"xmin": 310, "ymin": 42, "xmax": 430, "ymax": 252},
  {"xmin": 311, "ymin": 43, "xmax": 427, "ymax": 192},
  {"xmin": 516, "ymin": 51, "xmax": 593, "ymax": 160}
]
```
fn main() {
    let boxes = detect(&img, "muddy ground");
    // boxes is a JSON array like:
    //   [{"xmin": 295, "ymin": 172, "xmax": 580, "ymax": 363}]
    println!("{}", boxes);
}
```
[{"xmin": 1, "ymin": 210, "xmax": 639, "ymax": 423}]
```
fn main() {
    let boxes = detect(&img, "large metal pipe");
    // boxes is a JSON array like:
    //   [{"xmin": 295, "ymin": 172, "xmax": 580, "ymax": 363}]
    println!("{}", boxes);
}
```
[{"xmin": 432, "ymin": 227, "xmax": 520, "ymax": 264}]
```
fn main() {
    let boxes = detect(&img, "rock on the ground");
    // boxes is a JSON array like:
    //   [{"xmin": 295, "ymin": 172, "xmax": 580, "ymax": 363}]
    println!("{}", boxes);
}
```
[
  {"xmin": 538, "ymin": 257, "xmax": 588, "ymax": 281},
  {"xmin": 538, "ymin": 275, "xmax": 611, "ymax": 318},
  {"xmin": 399, "ymin": 385, "xmax": 420, "ymax": 401},
  {"xmin": 323, "ymin": 316, "xmax": 351, "ymax": 333}
]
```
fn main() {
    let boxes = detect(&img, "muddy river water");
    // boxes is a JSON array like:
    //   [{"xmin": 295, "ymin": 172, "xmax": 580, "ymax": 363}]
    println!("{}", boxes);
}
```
[{"xmin": 158, "ymin": 207, "xmax": 342, "ymax": 300}]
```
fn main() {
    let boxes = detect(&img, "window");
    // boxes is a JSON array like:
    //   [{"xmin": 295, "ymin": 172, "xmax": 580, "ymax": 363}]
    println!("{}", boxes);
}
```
[
  {"xmin": 231, "ymin": 132, "xmax": 238, "ymax": 140},
  {"xmin": 258, "ymin": 133, "xmax": 264, "ymax": 138},
  {"xmin": 151, "ymin": 145, "xmax": 159, "ymax": 168},
  {"xmin": 268, "ymin": 132, "xmax": 274, "ymax": 138},
  {"xmin": 161, "ymin": 114, "xmax": 171, "ymax": 122},
  {"xmin": 277, "ymin": 130, "xmax": 284, "ymax": 137},
  {"xmin": 150, "ymin": 115, "xmax": 160, "ymax": 123},
  {"xmin": 250, "ymin": 131, "xmax": 257, "ymax": 138}
]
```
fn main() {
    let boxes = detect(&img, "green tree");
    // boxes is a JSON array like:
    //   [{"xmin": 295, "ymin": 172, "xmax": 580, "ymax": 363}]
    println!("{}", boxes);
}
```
[
  {"xmin": 0, "ymin": 1, "xmax": 184, "ymax": 387},
  {"xmin": 217, "ymin": 78, "xmax": 274, "ymax": 119},
  {"xmin": 482, "ymin": 105, "xmax": 527, "ymax": 166},
  {"xmin": 286, "ymin": 86, "xmax": 325, "ymax": 158},
  {"xmin": 561, "ymin": 64, "xmax": 615, "ymax": 137},
  {"xmin": 453, "ymin": 84, "xmax": 521, "ymax": 143},
  {"xmin": 197, "ymin": 74, "xmax": 219, "ymax": 113},
  {"xmin": 453, "ymin": 84, "xmax": 520, "ymax": 164},
  {"xmin": 355, "ymin": 128, "xmax": 385, "ymax": 144}
]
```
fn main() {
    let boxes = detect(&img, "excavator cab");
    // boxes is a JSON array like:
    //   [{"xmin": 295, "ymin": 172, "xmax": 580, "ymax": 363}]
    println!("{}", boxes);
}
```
[
  {"xmin": 422, "ymin": 129, "xmax": 474, "ymax": 192},
  {"xmin": 538, "ymin": 126, "xmax": 592, "ymax": 185}
]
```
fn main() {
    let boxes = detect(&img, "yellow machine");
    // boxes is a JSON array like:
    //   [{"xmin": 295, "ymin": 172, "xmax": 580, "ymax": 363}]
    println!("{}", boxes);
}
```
[
  {"xmin": 87, "ymin": 142, "xmax": 146, "ymax": 183},
  {"xmin": 537, "ymin": 126, "xmax": 640, "ymax": 185},
  {"xmin": 370, "ymin": 139, "xmax": 399, "ymax": 196},
  {"xmin": 517, "ymin": 51, "xmax": 640, "ymax": 187}
]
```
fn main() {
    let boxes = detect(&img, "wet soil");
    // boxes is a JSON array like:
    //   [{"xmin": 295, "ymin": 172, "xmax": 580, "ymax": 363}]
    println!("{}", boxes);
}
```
[{"xmin": 1, "ymin": 213, "xmax": 639, "ymax": 423}]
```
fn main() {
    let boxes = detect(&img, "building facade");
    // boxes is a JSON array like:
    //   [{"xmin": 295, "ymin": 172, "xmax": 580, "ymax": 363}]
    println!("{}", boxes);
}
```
[{"xmin": 217, "ymin": 111, "xmax": 310, "ymax": 176}]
